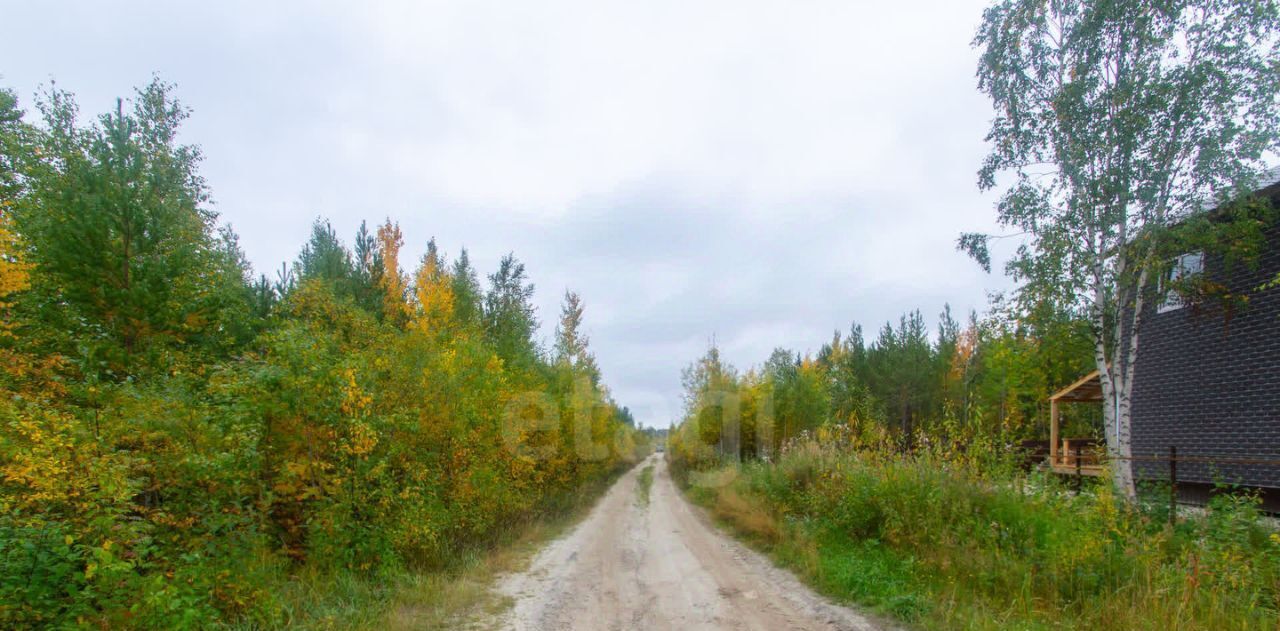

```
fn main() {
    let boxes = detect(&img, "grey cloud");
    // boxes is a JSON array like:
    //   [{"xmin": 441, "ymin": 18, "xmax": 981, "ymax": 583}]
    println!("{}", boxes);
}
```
[{"xmin": 2, "ymin": 0, "xmax": 1011, "ymax": 428}]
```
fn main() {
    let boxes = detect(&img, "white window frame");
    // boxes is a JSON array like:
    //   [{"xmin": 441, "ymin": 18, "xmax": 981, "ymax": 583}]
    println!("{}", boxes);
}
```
[{"xmin": 1157, "ymin": 251, "xmax": 1204, "ymax": 313}]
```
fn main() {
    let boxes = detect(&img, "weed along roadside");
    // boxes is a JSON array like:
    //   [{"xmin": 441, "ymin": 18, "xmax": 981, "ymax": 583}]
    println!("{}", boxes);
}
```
[
  {"xmin": 637, "ymin": 463, "xmax": 655, "ymax": 507},
  {"xmin": 374, "ymin": 462, "xmax": 639, "ymax": 630},
  {"xmin": 668, "ymin": 429, "xmax": 1280, "ymax": 630}
]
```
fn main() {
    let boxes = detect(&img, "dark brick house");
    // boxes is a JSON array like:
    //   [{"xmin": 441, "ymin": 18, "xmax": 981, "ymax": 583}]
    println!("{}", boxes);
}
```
[{"xmin": 1129, "ymin": 172, "xmax": 1280, "ymax": 508}]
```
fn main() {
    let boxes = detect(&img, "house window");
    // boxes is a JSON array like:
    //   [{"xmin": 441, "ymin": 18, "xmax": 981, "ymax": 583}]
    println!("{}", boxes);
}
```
[{"xmin": 1157, "ymin": 251, "xmax": 1204, "ymax": 313}]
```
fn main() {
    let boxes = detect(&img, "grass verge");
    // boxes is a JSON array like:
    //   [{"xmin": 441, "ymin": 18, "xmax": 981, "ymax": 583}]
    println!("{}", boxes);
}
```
[
  {"xmin": 636, "ymin": 463, "xmax": 655, "ymax": 507},
  {"xmin": 675, "ymin": 445, "xmax": 1280, "ymax": 630},
  {"xmin": 238, "ymin": 466, "xmax": 633, "ymax": 630}
]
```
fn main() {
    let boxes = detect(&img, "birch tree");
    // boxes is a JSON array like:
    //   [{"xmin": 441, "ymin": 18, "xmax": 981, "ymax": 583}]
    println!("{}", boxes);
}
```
[
  {"xmin": 554, "ymin": 289, "xmax": 600, "ymax": 383},
  {"xmin": 962, "ymin": 0, "xmax": 1280, "ymax": 497}
]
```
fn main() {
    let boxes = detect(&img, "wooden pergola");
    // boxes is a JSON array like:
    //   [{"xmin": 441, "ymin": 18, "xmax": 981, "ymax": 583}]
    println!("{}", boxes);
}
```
[{"xmin": 1048, "ymin": 370, "xmax": 1105, "ymax": 476}]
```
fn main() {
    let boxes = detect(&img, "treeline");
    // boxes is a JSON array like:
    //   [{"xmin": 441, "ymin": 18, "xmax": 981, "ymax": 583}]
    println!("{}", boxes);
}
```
[
  {"xmin": 666, "ymin": 302, "xmax": 1279, "ymax": 630},
  {"xmin": 665, "ymin": 270, "xmax": 1279, "ymax": 631},
  {"xmin": 0, "ymin": 80, "xmax": 645, "ymax": 627},
  {"xmin": 671, "ymin": 299, "xmax": 1096, "ymax": 467}
]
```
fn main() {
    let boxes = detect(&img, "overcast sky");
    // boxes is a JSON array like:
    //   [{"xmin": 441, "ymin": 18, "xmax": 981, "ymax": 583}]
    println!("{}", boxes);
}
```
[{"xmin": 3, "ymin": 0, "xmax": 1016, "ymax": 427}]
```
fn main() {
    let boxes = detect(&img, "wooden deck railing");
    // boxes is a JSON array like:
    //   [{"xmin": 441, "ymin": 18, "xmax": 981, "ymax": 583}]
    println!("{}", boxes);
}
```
[{"xmin": 1048, "ymin": 438, "xmax": 1104, "ymax": 476}]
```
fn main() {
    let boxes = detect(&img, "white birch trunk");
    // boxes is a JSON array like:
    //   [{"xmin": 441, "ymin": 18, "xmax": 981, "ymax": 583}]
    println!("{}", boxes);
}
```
[
  {"xmin": 1092, "ymin": 258, "xmax": 1139, "ymax": 500},
  {"xmin": 1107, "ymin": 366, "xmax": 1137, "ymax": 500}
]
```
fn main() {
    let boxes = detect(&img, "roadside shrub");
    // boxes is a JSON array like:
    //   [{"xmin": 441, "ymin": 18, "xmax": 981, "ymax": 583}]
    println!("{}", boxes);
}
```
[{"xmin": 675, "ymin": 432, "xmax": 1280, "ymax": 629}]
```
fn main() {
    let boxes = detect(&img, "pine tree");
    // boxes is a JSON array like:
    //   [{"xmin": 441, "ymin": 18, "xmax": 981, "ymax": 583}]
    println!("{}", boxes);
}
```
[
  {"xmin": 351, "ymin": 220, "xmax": 384, "ymax": 316},
  {"xmin": 16, "ymin": 79, "xmax": 252, "ymax": 373},
  {"xmin": 868, "ymin": 311, "xmax": 932, "ymax": 442},
  {"xmin": 296, "ymin": 219, "xmax": 354, "ymax": 292},
  {"xmin": 820, "ymin": 324, "xmax": 874, "ymax": 426},
  {"xmin": 483, "ymin": 253, "xmax": 539, "ymax": 369},
  {"xmin": 451, "ymin": 248, "xmax": 483, "ymax": 329}
]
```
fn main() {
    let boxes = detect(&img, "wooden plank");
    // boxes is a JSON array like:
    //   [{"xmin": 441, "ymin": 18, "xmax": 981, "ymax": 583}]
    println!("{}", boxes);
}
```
[
  {"xmin": 1050, "ymin": 463, "xmax": 1105, "ymax": 477},
  {"xmin": 1049, "ymin": 369, "xmax": 1103, "ymax": 402},
  {"xmin": 1050, "ymin": 399, "xmax": 1059, "ymax": 466}
]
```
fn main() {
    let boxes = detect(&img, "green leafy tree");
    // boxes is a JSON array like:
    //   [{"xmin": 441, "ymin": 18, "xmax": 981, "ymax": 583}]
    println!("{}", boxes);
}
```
[
  {"xmin": 351, "ymin": 220, "xmax": 384, "ymax": 316},
  {"xmin": 249, "ymin": 273, "xmax": 278, "ymax": 322},
  {"xmin": 934, "ymin": 305, "xmax": 962, "ymax": 417},
  {"xmin": 962, "ymin": 0, "xmax": 1280, "ymax": 496},
  {"xmin": 680, "ymin": 342, "xmax": 740, "ymax": 458},
  {"xmin": 296, "ymin": 219, "xmax": 355, "ymax": 292},
  {"xmin": 818, "ymin": 324, "xmax": 878, "ymax": 426},
  {"xmin": 0, "ymin": 87, "xmax": 33, "ymax": 205},
  {"xmin": 617, "ymin": 406, "xmax": 636, "ymax": 428},
  {"xmin": 867, "ymin": 311, "xmax": 934, "ymax": 441},
  {"xmin": 762, "ymin": 349, "xmax": 829, "ymax": 452},
  {"xmin": 483, "ymin": 253, "xmax": 539, "ymax": 370},
  {"xmin": 451, "ymin": 247, "xmax": 483, "ymax": 328},
  {"xmin": 0, "ymin": 86, "xmax": 33, "ymax": 345},
  {"xmin": 16, "ymin": 79, "xmax": 252, "ymax": 374},
  {"xmin": 554, "ymin": 289, "xmax": 600, "ymax": 384}
]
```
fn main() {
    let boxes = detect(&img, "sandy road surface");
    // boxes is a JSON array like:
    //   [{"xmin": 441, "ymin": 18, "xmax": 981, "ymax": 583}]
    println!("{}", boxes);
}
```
[{"xmin": 491, "ymin": 454, "xmax": 884, "ymax": 630}]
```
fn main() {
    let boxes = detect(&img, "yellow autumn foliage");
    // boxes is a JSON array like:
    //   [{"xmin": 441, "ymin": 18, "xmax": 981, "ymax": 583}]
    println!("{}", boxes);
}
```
[
  {"xmin": 0, "ymin": 209, "xmax": 29, "ymax": 337},
  {"xmin": 411, "ymin": 247, "xmax": 456, "ymax": 336}
]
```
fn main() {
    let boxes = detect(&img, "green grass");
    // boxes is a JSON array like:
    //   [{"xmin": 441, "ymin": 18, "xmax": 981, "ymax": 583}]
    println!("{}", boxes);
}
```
[
  {"xmin": 636, "ymin": 464, "xmax": 655, "ymax": 507},
  {"xmin": 675, "ymin": 443, "xmax": 1280, "ymax": 630},
  {"xmin": 809, "ymin": 535, "xmax": 928, "ymax": 621}
]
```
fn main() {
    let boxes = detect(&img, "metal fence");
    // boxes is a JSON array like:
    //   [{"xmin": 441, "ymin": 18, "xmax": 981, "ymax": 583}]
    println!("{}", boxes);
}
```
[{"xmin": 1065, "ymin": 445, "xmax": 1280, "ymax": 523}]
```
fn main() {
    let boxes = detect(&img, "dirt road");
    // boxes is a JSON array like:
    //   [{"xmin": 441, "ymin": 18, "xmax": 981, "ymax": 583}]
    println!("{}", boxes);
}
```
[{"xmin": 491, "ymin": 454, "xmax": 884, "ymax": 630}]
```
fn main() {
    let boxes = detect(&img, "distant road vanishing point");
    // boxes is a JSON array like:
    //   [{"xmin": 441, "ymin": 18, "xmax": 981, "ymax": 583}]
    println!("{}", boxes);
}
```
[{"xmin": 490, "ymin": 454, "xmax": 886, "ymax": 631}]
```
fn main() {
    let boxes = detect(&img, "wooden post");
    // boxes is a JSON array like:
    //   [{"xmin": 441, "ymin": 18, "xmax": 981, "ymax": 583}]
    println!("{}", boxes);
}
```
[
  {"xmin": 1169, "ymin": 445, "xmax": 1178, "ymax": 526},
  {"xmin": 1074, "ymin": 443, "xmax": 1083, "ymax": 496},
  {"xmin": 1049, "ymin": 399, "xmax": 1060, "ymax": 468}
]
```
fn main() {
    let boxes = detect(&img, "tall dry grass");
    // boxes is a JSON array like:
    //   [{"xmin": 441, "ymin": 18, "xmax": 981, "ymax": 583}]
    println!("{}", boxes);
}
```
[{"xmin": 675, "ymin": 428, "xmax": 1280, "ymax": 630}]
